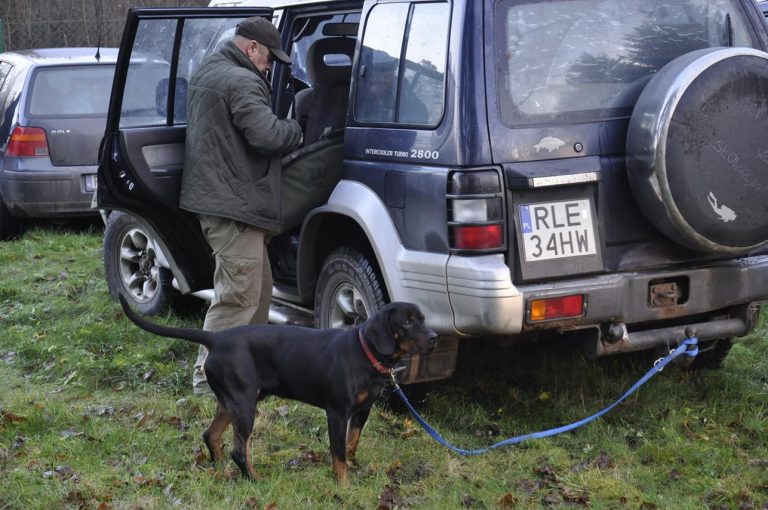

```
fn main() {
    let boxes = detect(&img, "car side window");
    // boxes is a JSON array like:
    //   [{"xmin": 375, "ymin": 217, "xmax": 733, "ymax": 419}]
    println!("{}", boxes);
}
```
[
  {"xmin": 0, "ymin": 62, "xmax": 12, "ymax": 93},
  {"xmin": 0, "ymin": 61, "xmax": 13, "ymax": 116},
  {"xmin": 354, "ymin": 1, "xmax": 449, "ymax": 127}
]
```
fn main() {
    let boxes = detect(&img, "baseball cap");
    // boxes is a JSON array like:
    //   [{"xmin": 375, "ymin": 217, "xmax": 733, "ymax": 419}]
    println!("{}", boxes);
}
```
[{"xmin": 236, "ymin": 16, "xmax": 292, "ymax": 65}]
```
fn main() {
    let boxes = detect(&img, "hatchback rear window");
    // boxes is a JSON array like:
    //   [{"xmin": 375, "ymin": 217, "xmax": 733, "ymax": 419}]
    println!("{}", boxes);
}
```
[
  {"xmin": 27, "ymin": 65, "xmax": 114, "ymax": 117},
  {"xmin": 494, "ymin": 0, "xmax": 758, "ymax": 126}
]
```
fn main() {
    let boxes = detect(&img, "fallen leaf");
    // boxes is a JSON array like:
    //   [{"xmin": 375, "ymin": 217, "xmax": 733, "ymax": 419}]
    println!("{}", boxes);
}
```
[
  {"xmin": 285, "ymin": 451, "xmax": 323, "ymax": 469},
  {"xmin": 164, "ymin": 416, "xmax": 186, "ymax": 430},
  {"xmin": 97, "ymin": 406, "xmax": 115, "ymax": 417},
  {"xmin": 65, "ymin": 490, "xmax": 88, "ymax": 507},
  {"xmin": 497, "ymin": 492, "xmax": 517, "ymax": 508},
  {"xmin": 562, "ymin": 487, "xmax": 590, "ymax": 505},
  {"xmin": 1, "ymin": 411, "xmax": 26, "ymax": 424},
  {"xmin": 132, "ymin": 475, "xmax": 164, "ymax": 487},
  {"xmin": 534, "ymin": 464, "xmax": 557, "ymax": 482},
  {"xmin": 593, "ymin": 452, "xmax": 613, "ymax": 469},
  {"xmin": 378, "ymin": 484, "xmax": 401, "ymax": 510},
  {"xmin": 243, "ymin": 497, "xmax": 260, "ymax": 509},
  {"xmin": 516, "ymin": 478, "xmax": 539, "ymax": 495},
  {"xmin": 385, "ymin": 460, "xmax": 402, "ymax": 482},
  {"xmin": 134, "ymin": 412, "xmax": 148, "ymax": 428},
  {"xmin": 13, "ymin": 435, "xmax": 25, "ymax": 448},
  {"xmin": 543, "ymin": 491, "xmax": 563, "ymax": 506},
  {"xmin": 264, "ymin": 501, "xmax": 278, "ymax": 510},
  {"xmin": 193, "ymin": 446, "xmax": 208, "ymax": 465},
  {"xmin": 55, "ymin": 465, "xmax": 75, "ymax": 480}
]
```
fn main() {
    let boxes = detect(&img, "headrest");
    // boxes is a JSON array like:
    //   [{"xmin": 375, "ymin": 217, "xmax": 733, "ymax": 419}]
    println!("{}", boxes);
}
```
[{"xmin": 306, "ymin": 37, "xmax": 356, "ymax": 86}]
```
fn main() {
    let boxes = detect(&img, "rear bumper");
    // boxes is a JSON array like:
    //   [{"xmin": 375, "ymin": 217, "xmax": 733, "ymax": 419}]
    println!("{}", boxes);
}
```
[
  {"xmin": 444, "ymin": 253, "xmax": 768, "ymax": 337},
  {"xmin": 2, "ymin": 168, "xmax": 97, "ymax": 217},
  {"xmin": 519, "ymin": 255, "xmax": 768, "ymax": 329}
]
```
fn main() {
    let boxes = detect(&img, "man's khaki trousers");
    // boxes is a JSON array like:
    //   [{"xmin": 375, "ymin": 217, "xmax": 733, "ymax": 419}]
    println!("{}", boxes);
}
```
[{"xmin": 193, "ymin": 214, "xmax": 272, "ymax": 389}]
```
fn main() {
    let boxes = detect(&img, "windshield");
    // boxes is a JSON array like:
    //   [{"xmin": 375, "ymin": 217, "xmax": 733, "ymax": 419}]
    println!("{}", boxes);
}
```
[
  {"xmin": 28, "ymin": 65, "xmax": 114, "ymax": 117},
  {"xmin": 494, "ymin": 0, "xmax": 758, "ymax": 126}
]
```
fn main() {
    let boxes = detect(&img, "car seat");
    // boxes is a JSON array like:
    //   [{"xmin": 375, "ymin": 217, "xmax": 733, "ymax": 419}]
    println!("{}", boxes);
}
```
[{"xmin": 293, "ymin": 37, "xmax": 356, "ymax": 145}]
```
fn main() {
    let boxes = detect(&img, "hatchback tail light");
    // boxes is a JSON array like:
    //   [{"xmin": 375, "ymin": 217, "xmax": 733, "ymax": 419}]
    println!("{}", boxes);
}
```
[{"xmin": 7, "ymin": 126, "xmax": 49, "ymax": 157}]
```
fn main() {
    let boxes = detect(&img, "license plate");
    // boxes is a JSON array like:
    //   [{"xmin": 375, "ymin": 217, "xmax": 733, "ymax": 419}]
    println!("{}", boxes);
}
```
[{"xmin": 519, "ymin": 199, "xmax": 597, "ymax": 261}]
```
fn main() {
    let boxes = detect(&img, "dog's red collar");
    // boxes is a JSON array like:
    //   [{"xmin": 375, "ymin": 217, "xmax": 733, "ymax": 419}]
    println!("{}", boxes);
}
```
[{"xmin": 358, "ymin": 329, "xmax": 391, "ymax": 375}]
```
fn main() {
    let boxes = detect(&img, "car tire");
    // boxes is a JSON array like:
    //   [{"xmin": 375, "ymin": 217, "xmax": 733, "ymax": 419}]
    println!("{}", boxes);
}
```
[
  {"xmin": 0, "ymin": 196, "xmax": 22, "ymax": 240},
  {"xmin": 314, "ymin": 247, "xmax": 387, "ymax": 329},
  {"xmin": 314, "ymin": 247, "xmax": 429, "ymax": 410},
  {"xmin": 104, "ymin": 211, "xmax": 174, "ymax": 316}
]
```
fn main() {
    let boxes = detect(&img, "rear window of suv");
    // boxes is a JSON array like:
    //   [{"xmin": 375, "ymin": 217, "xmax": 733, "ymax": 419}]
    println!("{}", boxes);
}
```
[
  {"xmin": 494, "ymin": 0, "xmax": 758, "ymax": 126},
  {"xmin": 27, "ymin": 65, "xmax": 114, "ymax": 117}
]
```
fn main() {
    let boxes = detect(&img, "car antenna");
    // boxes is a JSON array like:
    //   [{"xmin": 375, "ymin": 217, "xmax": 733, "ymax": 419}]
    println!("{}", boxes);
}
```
[{"xmin": 94, "ymin": 1, "xmax": 104, "ymax": 61}]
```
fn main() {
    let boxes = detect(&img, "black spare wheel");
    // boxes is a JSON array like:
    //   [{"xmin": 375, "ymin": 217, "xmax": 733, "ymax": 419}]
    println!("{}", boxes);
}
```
[{"xmin": 627, "ymin": 48, "xmax": 768, "ymax": 254}]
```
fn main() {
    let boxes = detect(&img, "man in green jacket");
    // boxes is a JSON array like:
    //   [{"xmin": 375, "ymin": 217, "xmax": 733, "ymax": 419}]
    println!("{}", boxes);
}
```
[{"xmin": 180, "ymin": 16, "xmax": 302, "ymax": 395}]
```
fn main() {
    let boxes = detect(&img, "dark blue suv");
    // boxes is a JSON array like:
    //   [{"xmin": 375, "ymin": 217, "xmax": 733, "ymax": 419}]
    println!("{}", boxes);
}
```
[{"xmin": 98, "ymin": 0, "xmax": 768, "ymax": 383}]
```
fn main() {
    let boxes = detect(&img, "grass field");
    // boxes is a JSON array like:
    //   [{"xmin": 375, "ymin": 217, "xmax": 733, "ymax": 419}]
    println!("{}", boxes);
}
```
[{"xmin": 0, "ymin": 224, "xmax": 767, "ymax": 509}]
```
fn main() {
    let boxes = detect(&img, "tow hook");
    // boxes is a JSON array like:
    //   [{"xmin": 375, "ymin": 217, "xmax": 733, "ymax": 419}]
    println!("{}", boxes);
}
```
[{"xmin": 673, "ymin": 327, "xmax": 699, "ymax": 368}]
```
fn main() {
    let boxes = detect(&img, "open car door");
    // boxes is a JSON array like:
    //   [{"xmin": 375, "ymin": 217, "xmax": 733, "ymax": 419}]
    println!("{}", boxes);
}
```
[{"xmin": 98, "ymin": 7, "xmax": 273, "ymax": 294}]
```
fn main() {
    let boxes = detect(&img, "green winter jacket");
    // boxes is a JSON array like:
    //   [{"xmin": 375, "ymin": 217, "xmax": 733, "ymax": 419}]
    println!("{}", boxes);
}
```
[{"xmin": 180, "ymin": 40, "xmax": 302, "ymax": 232}]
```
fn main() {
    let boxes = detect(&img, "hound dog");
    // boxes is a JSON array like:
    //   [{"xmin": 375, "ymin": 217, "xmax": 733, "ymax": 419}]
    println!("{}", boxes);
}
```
[{"xmin": 119, "ymin": 296, "xmax": 437, "ymax": 483}]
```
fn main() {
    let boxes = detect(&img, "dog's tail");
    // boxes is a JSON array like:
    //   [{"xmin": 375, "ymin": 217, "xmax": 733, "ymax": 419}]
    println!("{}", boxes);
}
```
[{"xmin": 118, "ymin": 294, "xmax": 212, "ymax": 348}]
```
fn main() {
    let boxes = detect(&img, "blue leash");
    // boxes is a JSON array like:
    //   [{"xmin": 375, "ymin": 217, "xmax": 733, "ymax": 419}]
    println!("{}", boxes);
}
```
[{"xmin": 391, "ymin": 336, "xmax": 699, "ymax": 456}]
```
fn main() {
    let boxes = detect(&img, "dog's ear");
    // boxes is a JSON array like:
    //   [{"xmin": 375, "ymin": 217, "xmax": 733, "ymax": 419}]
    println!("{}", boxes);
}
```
[{"xmin": 364, "ymin": 305, "xmax": 397, "ymax": 355}]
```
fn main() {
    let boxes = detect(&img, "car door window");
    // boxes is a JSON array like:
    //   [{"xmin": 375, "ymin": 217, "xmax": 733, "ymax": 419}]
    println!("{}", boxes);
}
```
[
  {"xmin": 120, "ymin": 17, "xmax": 246, "ymax": 128},
  {"xmin": 354, "ymin": 1, "xmax": 450, "ymax": 127},
  {"xmin": 174, "ymin": 18, "xmax": 246, "ymax": 124},
  {"xmin": 121, "ymin": 19, "xmax": 176, "ymax": 128}
]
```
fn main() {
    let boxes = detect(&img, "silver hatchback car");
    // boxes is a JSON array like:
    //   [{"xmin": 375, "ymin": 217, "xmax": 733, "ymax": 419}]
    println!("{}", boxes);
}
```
[{"xmin": 0, "ymin": 47, "xmax": 117, "ymax": 239}]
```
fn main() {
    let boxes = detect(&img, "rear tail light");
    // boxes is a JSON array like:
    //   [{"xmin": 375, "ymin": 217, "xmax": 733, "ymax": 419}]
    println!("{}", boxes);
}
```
[
  {"xmin": 529, "ymin": 294, "xmax": 585, "ymax": 321},
  {"xmin": 451, "ymin": 198, "xmax": 503, "ymax": 222},
  {"xmin": 453, "ymin": 225, "xmax": 504, "ymax": 249},
  {"xmin": 7, "ymin": 126, "xmax": 49, "ymax": 157},
  {"xmin": 448, "ymin": 169, "xmax": 505, "ymax": 251}
]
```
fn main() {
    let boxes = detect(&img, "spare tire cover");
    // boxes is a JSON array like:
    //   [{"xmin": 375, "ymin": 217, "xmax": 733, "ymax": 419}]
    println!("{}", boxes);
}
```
[{"xmin": 626, "ymin": 47, "xmax": 768, "ymax": 255}]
